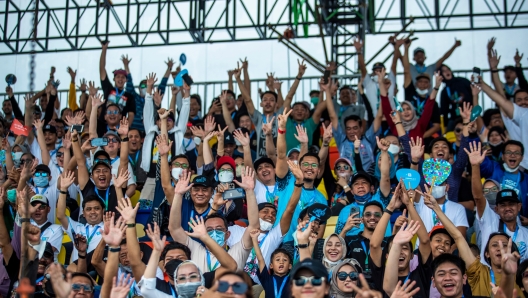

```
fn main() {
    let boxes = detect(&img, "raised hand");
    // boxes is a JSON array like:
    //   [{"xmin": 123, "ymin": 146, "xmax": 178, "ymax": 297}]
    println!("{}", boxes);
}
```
[
  {"xmin": 234, "ymin": 166, "xmax": 255, "ymax": 191},
  {"xmin": 103, "ymin": 211, "xmax": 115, "ymax": 232},
  {"xmin": 296, "ymin": 221, "xmax": 313, "ymax": 244},
  {"xmin": 113, "ymin": 168, "xmax": 130, "ymax": 189},
  {"xmin": 73, "ymin": 234, "xmax": 88, "ymax": 255},
  {"xmin": 146, "ymin": 72, "xmax": 158, "ymax": 94},
  {"xmin": 343, "ymin": 213, "xmax": 362, "ymax": 232},
  {"xmin": 416, "ymin": 186, "xmax": 439, "ymax": 211},
  {"xmin": 409, "ymin": 137, "xmax": 424, "ymax": 161},
  {"xmin": 463, "ymin": 141, "xmax": 487, "ymax": 166},
  {"xmin": 174, "ymin": 171, "xmax": 193, "ymax": 195},
  {"xmin": 153, "ymin": 89, "xmax": 163, "ymax": 106},
  {"xmin": 287, "ymin": 160, "xmax": 303, "ymax": 181},
  {"xmin": 458, "ymin": 101, "xmax": 472, "ymax": 122},
  {"xmin": 145, "ymin": 223, "xmax": 166, "ymax": 252},
  {"xmin": 249, "ymin": 229, "xmax": 260, "ymax": 242},
  {"xmin": 454, "ymin": 38, "xmax": 461, "ymax": 47},
  {"xmin": 155, "ymin": 134, "xmax": 173, "ymax": 157},
  {"xmin": 217, "ymin": 125, "xmax": 229, "ymax": 139},
  {"xmin": 219, "ymin": 90, "xmax": 228, "ymax": 105},
  {"xmin": 349, "ymin": 273, "xmax": 383, "ymax": 298},
  {"xmin": 91, "ymin": 94, "xmax": 104, "ymax": 108},
  {"xmin": 117, "ymin": 117, "xmax": 129, "ymax": 137},
  {"xmin": 261, "ymin": 115, "xmax": 275, "ymax": 136},
  {"xmin": 185, "ymin": 216, "xmax": 208, "ymax": 240},
  {"xmin": 486, "ymin": 37, "xmax": 496, "ymax": 52},
  {"xmin": 470, "ymin": 83, "xmax": 481, "ymax": 96},
  {"xmin": 390, "ymin": 280, "xmax": 420, "ymax": 298},
  {"xmin": 102, "ymin": 216, "xmax": 126, "ymax": 247},
  {"xmin": 24, "ymin": 94, "xmax": 36, "ymax": 109},
  {"xmin": 389, "ymin": 110, "xmax": 402, "ymax": 124},
  {"xmin": 26, "ymin": 224, "xmax": 41, "ymax": 244},
  {"xmin": 88, "ymin": 81, "xmax": 98, "ymax": 96},
  {"xmin": 33, "ymin": 119, "xmax": 45, "ymax": 130},
  {"xmin": 393, "ymin": 209, "xmax": 408, "ymax": 231},
  {"xmin": 110, "ymin": 273, "xmax": 134, "ymax": 298},
  {"xmin": 165, "ymin": 57, "xmax": 175, "ymax": 70},
  {"xmin": 116, "ymin": 197, "xmax": 139, "ymax": 224},
  {"xmin": 297, "ymin": 59, "xmax": 307, "ymax": 77},
  {"xmin": 322, "ymin": 123, "xmax": 333, "ymax": 144},
  {"xmin": 78, "ymin": 78, "xmax": 87, "ymax": 92},
  {"xmin": 393, "ymin": 220, "xmax": 420, "ymax": 245},
  {"xmin": 120, "ymin": 55, "xmax": 132, "ymax": 68},
  {"xmin": 434, "ymin": 71, "xmax": 443, "ymax": 89},
  {"xmin": 239, "ymin": 57, "xmax": 248, "ymax": 69},
  {"xmin": 273, "ymin": 80, "xmax": 282, "ymax": 91},
  {"xmin": 489, "ymin": 49, "xmax": 501, "ymax": 69},
  {"xmin": 388, "ymin": 181, "xmax": 403, "ymax": 211},
  {"xmin": 190, "ymin": 126, "xmax": 205, "ymax": 139},
  {"xmin": 203, "ymin": 131, "xmax": 216, "ymax": 142},
  {"xmin": 352, "ymin": 37, "xmax": 363, "ymax": 52},
  {"xmin": 171, "ymin": 86, "xmax": 180, "ymax": 97},
  {"xmin": 376, "ymin": 136, "xmax": 390, "ymax": 152},
  {"xmin": 66, "ymin": 67, "xmax": 77, "ymax": 82},
  {"xmin": 277, "ymin": 108, "xmax": 292, "ymax": 130},
  {"xmin": 101, "ymin": 40, "xmax": 110, "ymax": 49},
  {"xmin": 204, "ymin": 115, "xmax": 216, "ymax": 135},
  {"xmin": 59, "ymin": 170, "xmax": 75, "ymax": 192},
  {"xmin": 514, "ymin": 49, "xmax": 524, "ymax": 66},
  {"xmin": 294, "ymin": 125, "xmax": 308, "ymax": 144},
  {"xmin": 233, "ymin": 129, "xmax": 250, "ymax": 147},
  {"xmin": 500, "ymin": 238, "xmax": 520, "ymax": 276},
  {"xmin": 48, "ymin": 263, "xmax": 72, "ymax": 298}
]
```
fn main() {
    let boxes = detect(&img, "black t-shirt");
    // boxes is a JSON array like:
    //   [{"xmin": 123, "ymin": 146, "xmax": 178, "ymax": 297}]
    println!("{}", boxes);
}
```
[
  {"xmin": 404, "ymin": 81, "xmax": 441, "ymax": 125},
  {"xmin": 256, "ymin": 265, "xmax": 291, "ymax": 298},
  {"xmin": 129, "ymin": 150, "xmax": 147, "ymax": 185},
  {"xmin": 147, "ymin": 132, "xmax": 176, "ymax": 178},
  {"xmin": 345, "ymin": 233, "xmax": 389, "ymax": 275},
  {"xmin": 81, "ymin": 179, "xmax": 125, "ymax": 217}
]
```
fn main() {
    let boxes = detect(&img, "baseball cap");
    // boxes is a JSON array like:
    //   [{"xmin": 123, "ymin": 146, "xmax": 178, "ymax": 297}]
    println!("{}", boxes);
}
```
[
  {"xmin": 429, "ymin": 225, "xmax": 454, "ymax": 244},
  {"xmin": 334, "ymin": 157, "xmax": 352, "ymax": 168},
  {"xmin": 287, "ymin": 147, "xmax": 301, "ymax": 158},
  {"xmin": 104, "ymin": 131, "xmax": 121, "ymax": 142},
  {"xmin": 305, "ymin": 203, "xmax": 332, "ymax": 223},
  {"xmin": 44, "ymin": 242, "xmax": 54, "ymax": 257},
  {"xmin": 290, "ymin": 258, "xmax": 328, "ymax": 279},
  {"xmin": 217, "ymin": 156, "xmax": 236, "ymax": 171},
  {"xmin": 192, "ymin": 175, "xmax": 214, "ymax": 188},
  {"xmin": 113, "ymin": 69, "xmax": 127, "ymax": 77},
  {"xmin": 92, "ymin": 150, "xmax": 111, "ymax": 170},
  {"xmin": 414, "ymin": 47, "xmax": 425, "ymax": 55},
  {"xmin": 254, "ymin": 156, "xmax": 275, "ymax": 170},
  {"xmin": 496, "ymin": 189, "xmax": 520, "ymax": 205},
  {"xmin": 416, "ymin": 73, "xmax": 431, "ymax": 81},
  {"xmin": 372, "ymin": 62, "xmax": 385, "ymax": 70},
  {"xmin": 224, "ymin": 132, "xmax": 236, "ymax": 145},
  {"xmin": 42, "ymin": 125, "xmax": 57, "ymax": 134},
  {"xmin": 35, "ymin": 164, "xmax": 51, "ymax": 175},
  {"xmin": 30, "ymin": 194, "xmax": 49, "ymax": 206},
  {"xmin": 258, "ymin": 202, "xmax": 277, "ymax": 211},
  {"xmin": 504, "ymin": 65, "xmax": 515, "ymax": 72},
  {"xmin": 351, "ymin": 171, "xmax": 372, "ymax": 186}
]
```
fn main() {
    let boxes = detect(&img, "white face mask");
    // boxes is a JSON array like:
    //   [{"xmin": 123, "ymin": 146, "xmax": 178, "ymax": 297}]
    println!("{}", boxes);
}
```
[
  {"xmin": 371, "ymin": 75, "xmax": 379, "ymax": 82},
  {"xmin": 293, "ymin": 160, "xmax": 298, "ymax": 165},
  {"xmin": 12, "ymin": 152, "xmax": 23, "ymax": 167},
  {"xmin": 235, "ymin": 139, "xmax": 241, "ymax": 146},
  {"xmin": 218, "ymin": 171, "xmax": 234, "ymax": 183},
  {"xmin": 139, "ymin": 88, "xmax": 147, "ymax": 97},
  {"xmin": 259, "ymin": 218, "xmax": 273, "ymax": 231},
  {"xmin": 504, "ymin": 165, "xmax": 520, "ymax": 173},
  {"xmin": 388, "ymin": 144, "xmax": 401, "ymax": 155},
  {"xmin": 415, "ymin": 88, "xmax": 428, "ymax": 96},
  {"xmin": 337, "ymin": 172, "xmax": 350, "ymax": 178},
  {"xmin": 171, "ymin": 167, "xmax": 183, "ymax": 180},
  {"xmin": 193, "ymin": 137, "xmax": 201, "ymax": 146},
  {"xmin": 431, "ymin": 185, "xmax": 447, "ymax": 199}
]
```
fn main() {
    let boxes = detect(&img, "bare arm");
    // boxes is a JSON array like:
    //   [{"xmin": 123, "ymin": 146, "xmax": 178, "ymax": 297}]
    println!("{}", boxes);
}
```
[
  {"xmin": 371, "ymin": 186, "xmax": 402, "ymax": 267},
  {"xmin": 353, "ymin": 38, "xmax": 367, "ymax": 78},
  {"xmin": 168, "ymin": 172, "xmax": 193, "ymax": 244},
  {"xmin": 377, "ymin": 137, "xmax": 391, "ymax": 197},
  {"xmin": 227, "ymin": 70, "xmax": 234, "ymax": 92},
  {"xmin": 401, "ymin": 187, "xmax": 431, "ymax": 262},
  {"xmin": 464, "ymin": 142, "xmax": 488, "ymax": 218},
  {"xmin": 275, "ymin": 109, "xmax": 292, "ymax": 179},
  {"xmin": 251, "ymin": 233, "xmax": 267, "ymax": 273},
  {"xmin": 402, "ymin": 40, "xmax": 412, "ymax": 88},
  {"xmin": 234, "ymin": 69, "xmax": 256, "ymax": 116},
  {"xmin": 283, "ymin": 60, "xmax": 307, "ymax": 110},
  {"xmin": 480, "ymin": 80, "xmax": 514, "ymax": 119},
  {"xmin": 220, "ymin": 91, "xmax": 236, "ymax": 132},
  {"xmin": 435, "ymin": 39, "xmax": 461, "ymax": 69},
  {"xmin": 90, "ymin": 238, "xmax": 107, "ymax": 277},
  {"xmin": 34, "ymin": 120, "xmax": 50, "ymax": 165},
  {"xmin": 280, "ymin": 161, "xmax": 303, "ymax": 234},
  {"xmin": 99, "ymin": 42, "xmax": 109, "ymax": 81}
]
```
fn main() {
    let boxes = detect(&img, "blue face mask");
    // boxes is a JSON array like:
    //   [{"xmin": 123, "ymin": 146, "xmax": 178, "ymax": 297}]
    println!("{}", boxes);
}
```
[
  {"xmin": 208, "ymin": 230, "xmax": 225, "ymax": 247},
  {"xmin": 354, "ymin": 192, "xmax": 372, "ymax": 205},
  {"xmin": 34, "ymin": 176, "xmax": 49, "ymax": 188},
  {"xmin": 6, "ymin": 189, "xmax": 16, "ymax": 204}
]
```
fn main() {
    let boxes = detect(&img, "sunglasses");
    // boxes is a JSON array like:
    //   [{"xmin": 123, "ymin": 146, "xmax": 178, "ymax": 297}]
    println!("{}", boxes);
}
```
[
  {"xmin": 217, "ymin": 281, "xmax": 248, "ymax": 294},
  {"xmin": 301, "ymin": 162, "xmax": 318, "ymax": 169},
  {"xmin": 107, "ymin": 138, "xmax": 120, "ymax": 144},
  {"xmin": 94, "ymin": 158, "xmax": 110, "ymax": 165},
  {"xmin": 363, "ymin": 212, "xmax": 382, "ymax": 218},
  {"xmin": 30, "ymin": 203, "xmax": 48, "ymax": 210},
  {"xmin": 34, "ymin": 172, "xmax": 49, "ymax": 177},
  {"xmin": 172, "ymin": 162, "xmax": 189, "ymax": 169},
  {"xmin": 106, "ymin": 110, "xmax": 120, "ymax": 115},
  {"xmin": 336, "ymin": 165, "xmax": 350, "ymax": 171},
  {"xmin": 294, "ymin": 276, "xmax": 324, "ymax": 286},
  {"xmin": 139, "ymin": 84, "xmax": 147, "ymax": 89},
  {"xmin": 71, "ymin": 283, "xmax": 93, "ymax": 293},
  {"xmin": 337, "ymin": 271, "xmax": 359, "ymax": 281},
  {"xmin": 483, "ymin": 186, "xmax": 498, "ymax": 194},
  {"xmin": 56, "ymin": 152, "xmax": 64, "ymax": 158},
  {"xmin": 20, "ymin": 159, "xmax": 32, "ymax": 165}
]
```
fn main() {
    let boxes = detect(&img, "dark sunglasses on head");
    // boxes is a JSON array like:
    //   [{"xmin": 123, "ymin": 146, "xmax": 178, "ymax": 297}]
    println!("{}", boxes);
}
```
[
  {"xmin": 294, "ymin": 276, "xmax": 324, "ymax": 287},
  {"xmin": 217, "ymin": 281, "xmax": 248, "ymax": 294},
  {"xmin": 337, "ymin": 271, "xmax": 359, "ymax": 281},
  {"xmin": 34, "ymin": 172, "xmax": 49, "ymax": 177},
  {"xmin": 71, "ymin": 283, "xmax": 93, "ymax": 293}
]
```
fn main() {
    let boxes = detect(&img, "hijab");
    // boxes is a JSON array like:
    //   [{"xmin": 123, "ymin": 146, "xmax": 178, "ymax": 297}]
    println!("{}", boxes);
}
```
[
  {"xmin": 374, "ymin": 151, "xmax": 396, "ymax": 179},
  {"xmin": 329, "ymin": 258, "xmax": 363, "ymax": 298},
  {"xmin": 173, "ymin": 260, "xmax": 205, "ymax": 298},
  {"xmin": 487, "ymin": 126, "xmax": 505, "ymax": 160},
  {"xmin": 322, "ymin": 234, "xmax": 347, "ymax": 270},
  {"xmin": 400, "ymin": 101, "xmax": 419, "ymax": 132}
]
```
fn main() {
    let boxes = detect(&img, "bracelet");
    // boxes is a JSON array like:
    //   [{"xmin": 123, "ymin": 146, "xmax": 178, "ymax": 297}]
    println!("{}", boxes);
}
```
[
  {"xmin": 72, "ymin": 138, "xmax": 78, "ymax": 142},
  {"xmin": 343, "ymin": 185, "xmax": 350, "ymax": 190},
  {"xmin": 78, "ymin": 254, "xmax": 87, "ymax": 259},
  {"xmin": 491, "ymin": 69, "xmax": 499, "ymax": 73},
  {"xmin": 323, "ymin": 143, "xmax": 329, "ymax": 147},
  {"xmin": 20, "ymin": 218, "xmax": 30, "ymax": 223},
  {"xmin": 59, "ymin": 190, "xmax": 68, "ymax": 195},
  {"xmin": 127, "ymin": 223, "xmax": 136, "ymax": 228},
  {"xmin": 434, "ymin": 87, "xmax": 439, "ymax": 91},
  {"xmin": 410, "ymin": 160, "xmax": 419, "ymax": 165},
  {"xmin": 297, "ymin": 243, "xmax": 309, "ymax": 248},
  {"xmin": 278, "ymin": 128, "xmax": 286, "ymax": 134},
  {"xmin": 384, "ymin": 209, "xmax": 394, "ymax": 216},
  {"xmin": 294, "ymin": 183, "xmax": 303, "ymax": 188},
  {"xmin": 296, "ymin": 76, "xmax": 302, "ymax": 81},
  {"xmin": 463, "ymin": 122, "xmax": 470, "ymax": 126},
  {"xmin": 121, "ymin": 137, "xmax": 129, "ymax": 142},
  {"xmin": 109, "ymin": 247, "xmax": 121, "ymax": 253},
  {"xmin": 211, "ymin": 206, "xmax": 218, "ymax": 212},
  {"xmin": 394, "ymin": 122, "xmax": 402, "ymax": 126}
]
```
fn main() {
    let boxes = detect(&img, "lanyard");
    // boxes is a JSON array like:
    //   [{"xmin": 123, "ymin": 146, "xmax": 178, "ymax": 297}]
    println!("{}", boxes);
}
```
[
  {"xmin": 206, "ymin": 250, "xmax": 220, "ymax": 272},
  {"xmin": 110, "ymin": 157, "xmax": 119, "ymax": 165},
  {"xmin": 504, "ymin": 223, "xmax": 519, "ymax": 242},
  {"xmin": 413, "ymin": 96, "xmax": 427, "ymax": 115},
  {"xmin": 273, "ymin": 276, "xmax": 289, "ymax": 297},
  {"xmin": 360, "ymin": 240, "xmax": 370, "ymax": 269},
  {"xmin": 490, "ymin": 269, "xmax": 496, "ymax": 285},
  {"xmin": 250, "ymin": 233, "xmax": 270, "ymax": 262},
  {"xmin": 432, "ymin": 201, "xmax": 447, "ymax": 226},
  {"xmin": 249, "ymin": 130, "xmax": 255, "ymax": 139},
  {"xmin": 262, "ymin": 113, "xmax": 276, "ymax": 124},
  {"xmin": 266, "ymin": 184, "xmax": 278, "ymax": 205},
  {"xmin": 415, "ymin": 64, "xmax": 427, "ymax": 73},
  {"xmin": 36, "ymin": 186, "xmax": 49, "ymax": 195},
  {"xmin": 128, "ymin": 151, "xmax": 140, "ymax": 167},
  {"xmin": 8, "ymin": 205, "xmax": 15, "ymax": 219},
  {"xmin": 332, "ymin": 191, "xmax": 345, "ymax": 207},
  {"xmin": 106, "ymin": 125, "xmax": 119, "ymax": 132},
  {"xmin": 36, "ymin": 276, "xmax": 44, "ymax": 284},
  {"xmin": 189, "ymin": 206, "xmax": 211, "ymax": 231},
  {"xmin": 50, "ymin": 149, "xmax": 57, "ymax": 157},
  {"xmin": 57, "ymin": 166, "xmax": 63, "ymax": 174},
  {"xmin": 182, "ymin": 138, "xmax": 193, "ymax": 150},
  {"xmin": 85, "ymin": 225, "xmax": 100, "ymax": 245},
  {"xmin": 231, "ymin": 111, "xmax": 236, "ymax": 119},
  {"xmin": 96, "ymin": 188, "xmax": 110, "ymax": 210},
  {"xmin": 114, "ymin": 88, "xmax": 125, "ymax": 104},
  {"xmin": 505, "ymin": 83, "xmax": 517, "ymax": 95},
  {"xmin": 403, "ymin": 271, "xmax": 412, "ymax": 284},
  {"xmin": 169, "ymin": 285, "xmax": 177, "ymax": 298}
]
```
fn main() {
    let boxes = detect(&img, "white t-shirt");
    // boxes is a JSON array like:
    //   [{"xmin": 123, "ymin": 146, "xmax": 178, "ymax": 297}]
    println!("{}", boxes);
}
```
[
  {"xmin": 415, "ymin": 196, "xmax": 469, "ymax": 232},
  {"xmin": 30, "ymin": 183, "xmax": 59, "ymax": 224},
  {"xmin": 63, "ymin": 218, "xmax": 104, "ymax": 262},
  {"xmin": 476, "ymin": 200, "xmax": 528, "ymax": 264},
  {"xmin": 31, "ymin": 220, "xmax": 63, "ymax": 261},
  {"xmin": 362, "ymin": 72, "xmax": 396, "ymax": 113},
  {"xmin": 512, "ymin": 104, "xmax": 528, "ymax": 169},
  {"xmin": 227, "ymin": 224, "xmax": 284, "ymax": 284},
  {"xmin": 254, "ymin": 179, "xmax": 278, "ymax": 204}
]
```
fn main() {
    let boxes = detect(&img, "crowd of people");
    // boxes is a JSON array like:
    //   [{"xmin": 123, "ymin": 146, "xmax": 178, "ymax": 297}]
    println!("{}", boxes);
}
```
[{"xmin": 0, "ymin": 35, "xmax": 527, "ymax": 298}]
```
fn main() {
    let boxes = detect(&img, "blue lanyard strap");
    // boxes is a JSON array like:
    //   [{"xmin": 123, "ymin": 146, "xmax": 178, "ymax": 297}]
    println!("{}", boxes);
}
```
[
  {"xmin": 403, "ymin": 271, "xmax": 412, "ymax": 283},
  {"xmin": 85, "ymin": 225, "xmax": 100, "ymax": 245},
  {"xmin": 415, "ymin": 64, "xmax": 427, "ymax": 73},
  {"xmin": 206, "ymin": 250, "xmax": 220, "ymax": 272},
  {"xmin": 273, "ymin": 276, "xmax": 289, "ymax": 297},
  {"xmin": 128, "ymin": 151, "xmax": 140, "ymax": 167},
  {"xmin": 432, "ymin": 201, "xmax": 447, "ymax": 226},
  {"xmin": 110, "ymin": 157, "xmax": 119, "ymax": 165},
  {"xmin": 490, "ymin": 269, "xmax": 496, "ymax": 285},
  {"xmin": 360, "ymin": 240, "xmax": 370, "ymax": 267},
  {"xmin": 96, "ymin": 188, "xmax": 110, "ymax": 211},
  {"xmin": 115, "ymin": 88, "xmax": 125, "ymax": 103},
  {"xmin": 504, "ymin": 223, "xmax": 519, "ymax": 242},
  {"xmin": 36, "ymin": 186, "xmax": 49, "ymax": 195},
  {"xmin": 189, "ymin": 206, "xmax": 211, "ymax": 230},
  {"xmin": 169, "ymin": 285, "xmax": 177, "ymax": 298},
  {"xmin": 505, "ymin": 83, "xmax": 517, "ymax": 95}
]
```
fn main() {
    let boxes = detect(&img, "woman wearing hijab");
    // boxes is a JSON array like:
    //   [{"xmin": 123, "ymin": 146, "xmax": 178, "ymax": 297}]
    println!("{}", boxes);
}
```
[
  {"xmin": 173, "ymin": 261, "xmax": 205, "ymax": 298},
  {"xmin": 322, "ymin": 234, "xmax": 347, "ymax": 271},
  {"xmin": 329, "ymin": 258, "xmax": 363, "ymax": 298},
  {"xmin": 486, "ymin": 126, "xmax": 506, "ymax": 162},
  {"xmin": 382, "ymin": 100, "xmax": 435, "ymax": 141}
]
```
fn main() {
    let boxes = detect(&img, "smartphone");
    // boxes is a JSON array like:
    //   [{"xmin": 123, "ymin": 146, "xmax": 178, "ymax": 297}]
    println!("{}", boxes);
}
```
[
  {"xmin": 182, "ymin": 73, "xmax": 193, "ymax": 86},
  {"xmin": 71, "ymin": 230, "xmax": 80, "ymax": 247},
  {"xmin": 323, "ymin": 70, "xmax": 331, "ymax": 84},
  {"xmin": 472, "ymin": 67, "xmax": 481, "ymax": 82},
  {"xmin": 91, "ymin": 137, "xmax": 108, "ymax": 147},
  {"xmin": 222, "ymin": 188, "xmax": 246, "ymax": 200},
  {"xmin": 70, "ymin": 125, "xmax": 84, "ymax": 133},
  {"xmin": 350, "ymin": 206, "xmax": 360, "ymax": 218}
]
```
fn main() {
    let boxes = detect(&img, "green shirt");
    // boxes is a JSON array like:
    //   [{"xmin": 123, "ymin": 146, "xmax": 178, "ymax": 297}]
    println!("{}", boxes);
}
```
[{"xmin": 285, "ymin": 117, "xmax": 317, "ymax": 151}]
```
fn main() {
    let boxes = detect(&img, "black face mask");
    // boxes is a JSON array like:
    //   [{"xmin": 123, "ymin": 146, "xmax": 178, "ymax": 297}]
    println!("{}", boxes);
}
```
[
  {"xmin": 43, "ymin": 275, "xmax": 56, "ymax": 297},
  {"xmin": 164, "ymin": 259, "xmax": 183, "ymax": 280}
]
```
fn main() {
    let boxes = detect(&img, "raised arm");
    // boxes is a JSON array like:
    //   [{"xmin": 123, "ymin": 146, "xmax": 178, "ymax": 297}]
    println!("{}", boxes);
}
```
[
  {"xmin": 144, "ymin": 223, "xmax": 167, "ymax": 279},
  {"xmin": 280, "ymin": 161, "xmax": 303, "ymax": 234},
  {"xmin": 233, "ymin": 167, "xmax": 259, "ymax": 249},
  {"xmin": 89, "ymin": 94, "xmax": 103, "ymax": 139},
  {"xmin": 317, "ymin": 123, "xmax": 332, "ymax": 178},
  {"xmin": 99, "ymin": 41, "xmax": 109, "ymax": 81},
  {"xmin": 168, "ymin": 171, "xmax": 193, "ymax": 244},
  {"xmin": 391, "ymin": 39, "xmax": 401, "ymax": 75},
  {"xmin": 295, "ymin": 125, "xmax": 309, "ymax": 160},
  {"xmin": 240, "ymin": 58, "xmax": 251, "ymax": 95},
  {"xmin": 0, "ymin": 188, "xmax": 13, "ymax": 264},
  {"xmin": 24, "ymin": 94, "xmax": 37, "ymax": 145},
  {"xmin": 262, "ymin": 116, "xmax": 277, "ymax": 165},
  {"xmin": 233, "ymin": 130, "xmax": 254, "ymax": 171},
  {"xmin": 158, "ymin": 134, "xmax": 175, "ymax": 201},
  {"xmin": 250, "ymin": 230, "xmax": 267, "ymax": 273},
  {"xmin": 101, "ymin": 217, "xmax": 127, "ymax": 298},
  {"xmin": 275, "ymin": 109, "xmax": 292, "ymax": 179},
  {"xmin": 227, "ymin": 70, "xmax": 234, "ymax": 92},
  {"xmin": 115, "ymin": 196, "xmax": 144, "ymax": 282},
  {"xmin": 464, "ymin": 141, "xmax": 487, "ymax": 218},
  {"xmin": 401, "ymin": 182, "xmax": 431, "ymax": 262},
  {"xmin": 310, "ymin": 94, "xmax": 327, "ymax": 125},
  {"xmin": 323, "ymin": 80, "xmax": 339, "ymax": 130},
  {"xmin": 435, "ymin": 38, "xmax": 461, "ymax": 69},
  {"xmin": 282, "ymin": 60, "xmax": 307, "ymax": 110},
  {"xmin": 220, "ymin": 90, "xmax": 236, "ymax": 132},
  {"xmin": 33, "ymin": 119, "xmax": 50, "ymax": 165},
  {"xmin": 376, "ymin": 137, "xmax": 392, "ymax": 197},
  {"xmin": 480, "ymin": 79, "xmax": 514, "ymax": 119},
  {"xmin": 71, "ymin": 130, "xmax": 90, "ymax": 189},
  {"xmin": 58, "ymin": 171, "xmax": 76, "ymax": 230},
  {"xmin": 234, "ymin": 67, "xmax": 256, "ymax": 116},
  {"xmin": 402, "ymin": 39, "xmax": 412, "ymax": 88},
  {"xmin": 353, "ymin": 38, "xmax": 367, "ymax": 78},
  {"xmin": 67, "ymin": 67, "xmax": 80, "ymax": 111}
]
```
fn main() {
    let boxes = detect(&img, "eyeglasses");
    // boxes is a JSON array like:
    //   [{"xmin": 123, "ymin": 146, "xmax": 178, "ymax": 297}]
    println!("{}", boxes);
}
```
[
  {"xmin": 301, "ymin": 162, "xmax": 318, "ymax": 169},
  {"xmin": 504, "ymin": 151, "xmax": 522, "ymax": 157},
  {"xmin": 56, "ymin": 152, "xmax": 64, "ymax": 158},
  {"xmin": 454, "ymin": 128, "xmax": 462, "ymax": 133},
  {"xmin": 336, "ymin": 165, "xmax": 350, "ymax": 171},
  {"xmin": 363, "ymin": 212, "xmax": 382, "ymax": 218},
  {"xmin": 219, "ymin": 168, "xmax": 233, "ymax": 173},
  {"xmin": 206, "ymin": 227, "xmax": 226, "ymax": 233},
  {"xmin": 34, "ymin": 172, "xmax": 49, "ymax": 177},
  {"xmin": 294, "ymin": 276, "xmax": 325, "ymax": 287},
  {"xmin": 217, "ymin": 281, "xmax": 248, "ymax": 294},
  {"xmin": 483, "ymin": 186, "xmax": 499, "ymax": 194},
  {"xmin": 30, "ymin": 203, "xmax": 48, "ymax": 210},
  {"xmin": 71, "ymin": 283, "xmax": 93, "ymax": 293},
  {"xmin": 176, "ymin": 274, "xmax": 201, "ymax": 283},
  {"xmin": 337, "ymin": 271, "xmax": 359, "ymax": 281},
  {"xmin": 172, "ymin": 162, "xmax": 189, "ymax": 168},
  {"xmin": 106, "ymin": 110, "xmax": 120, "ymax": 115}
]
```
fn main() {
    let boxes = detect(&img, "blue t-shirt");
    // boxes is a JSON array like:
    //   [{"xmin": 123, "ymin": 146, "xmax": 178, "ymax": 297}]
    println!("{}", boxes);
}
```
[
  {"xmin": 180, "ymin": 193, "xmax": 216, "ymax": 232},
  {"xmin": 256, "ymin": 266, "xmax": 291, "ymax": 298},
  {"xmin": 335, "ymin": 190, "xmax": 392, "ymax": 237},
  {"xmin": 275, "ymin": 171, "xmax": 327, "ymax": 242}
]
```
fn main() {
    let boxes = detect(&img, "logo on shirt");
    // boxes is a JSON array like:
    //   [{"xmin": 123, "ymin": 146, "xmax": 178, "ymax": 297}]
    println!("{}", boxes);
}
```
[
  {"xmin": 353, "ymin": 248, "xmax": 362, "ymax": 252},
  {"xmin": 518, "ymin": 241, "xmax": 527, "ymax": 257}
]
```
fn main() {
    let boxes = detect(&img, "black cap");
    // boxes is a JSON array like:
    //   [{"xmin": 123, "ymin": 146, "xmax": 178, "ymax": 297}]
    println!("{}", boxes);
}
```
[
  {"xmin": 305, "ymin": 203, "xmax": 332, "ymax": 223},
  {"xmin": 44, "ymin": 242, "xmax": 54, "ymax": 257},
  {"xmin": 42, "ymin": 125, "xmax": 57, "ymax": 134},
  {"xmin": 93, "ymin": 150, "xmax": 111, "ymax": 162},
  {"xmin": 504, "ymin": 65, "xmax": 515, "ymax": 72},
  {"xmin": 351, "ymin": 171, "xmax": 372, "ymax": 186},
  {"xmin": 192, "ymin": 175, "xmax": 214, "ymax": 188},
  {"xmin": 35, "ymin": 164, "xmax": 51, "ymax": 175},
  {"xmin": 92, "ymin": 150, "xmax": 112, "ymax": 170},
  {"xmin": 496, "ymin": 189, "xmax": 520, "ymax": 205},
  {"xmin": 258, "ymin": 202, "xmax": 277, "ymax": 211},
  {"xmin": 372, "ymin": 62, "xmax": 385, "ymax": 70},
  {"xmin": 254, "ymin": 156, "xmax": 275, "ymax": 170},
  {"xmin": 224, "ymin": 132, "xmax": 236, "ymax": 145},
  {"xmin": 290, "ymin": 258, "xmax": 328, "ymax": 279}
]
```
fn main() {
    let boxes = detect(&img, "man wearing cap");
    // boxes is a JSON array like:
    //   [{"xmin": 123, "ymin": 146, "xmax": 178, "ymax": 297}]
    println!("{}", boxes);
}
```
[
  {"xmin": 409, "ymin": 39, "xmax": 461, "ymax": 88},
  {"xmin": 253, "ymin": 157, "xmax": 280, "ymax": 205},
  {"xmin": 122, "ymin": 55, "xmax": 172, "ymax": 132},
  {"xmin": 99, "ymin": 41, "xmax": 136, "ymax": 124},
  {"xmin": 28, "ymin": 194, "xmax": 64, "ymax": 260},
  {"xmin": 18, "ymin": 164, "xmax": 60, "ymax": 224},
  {"xmin": 30, "ymin": 120, "xmax": 60, "ymax": 166},
  {"xmin": 289, "ymin": 258, "xmax": 330, "ymax": 298}
]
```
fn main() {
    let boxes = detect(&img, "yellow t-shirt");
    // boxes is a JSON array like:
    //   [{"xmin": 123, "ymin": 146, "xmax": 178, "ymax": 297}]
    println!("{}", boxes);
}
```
[{"xmin": 466, "ymin": 258, "xmax": 525, "ymax": 298}]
